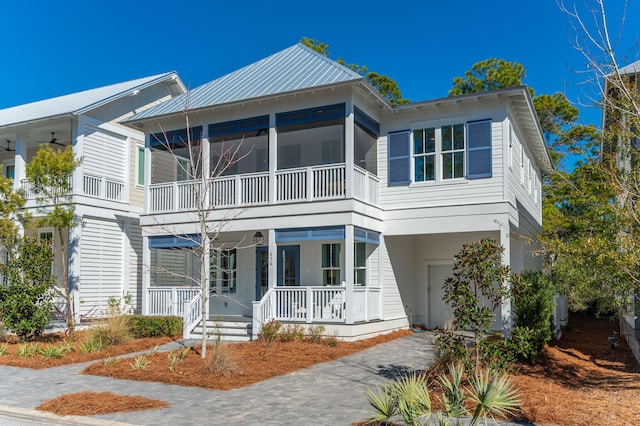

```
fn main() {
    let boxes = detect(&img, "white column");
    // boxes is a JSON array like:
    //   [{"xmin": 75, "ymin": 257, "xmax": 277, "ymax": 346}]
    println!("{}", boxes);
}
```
[
  {"xmin": 377, "ymin": 235, "xmax": 385, "ymax": 319},
  {"xmin": 268, "ymin": 229, "xmax": 277, "ymax": 289},
  {"xmin": 201, "ymin": 127, "xmax": 210, "ymax": 208},
  {"xmin": 345, "ymin": 225, "xmax": 354, "ymax": 324},
  {"xmin": 141, "ymin": 235, "xmax": 151, "ymax": 315},
  {"xmin": 13, "ymin": 134, "xmax": 27, "ymax": 192},
  {"xmin": 500, "ymin": 227, "xmax": 512, "ymax": 337},
  {"xmin": 68, "ymin": 217, "xmax": 82, "ymax": 323},
  {"xmin": 268, "ymin": 114, "xmax": 277, "ymax": 205},
  {"xmin": 71, "ymin": 118, "xmax": 83, "ymax": 197},
  {"xmin": 203, "ymin": 235, "xmax": 211, "ymax": 321},
  {"xmin": 344, "ymin": 102, "xmax": 354, "ymax": 199},
  {"xmin": 144, "ymin": 134, "xmax": 152, "ymax": 214}
]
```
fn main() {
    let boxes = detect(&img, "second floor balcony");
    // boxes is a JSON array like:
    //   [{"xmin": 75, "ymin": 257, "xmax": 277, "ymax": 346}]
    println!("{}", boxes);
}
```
[{"xmin": 147, "ymin": 163, "xmax": 379, "ymax": 213}]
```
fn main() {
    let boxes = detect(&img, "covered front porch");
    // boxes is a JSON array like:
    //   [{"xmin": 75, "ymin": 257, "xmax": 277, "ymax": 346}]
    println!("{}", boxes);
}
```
[{"xmin": 142, "ymin": 225, "xmax": 384, "ymax": 339}]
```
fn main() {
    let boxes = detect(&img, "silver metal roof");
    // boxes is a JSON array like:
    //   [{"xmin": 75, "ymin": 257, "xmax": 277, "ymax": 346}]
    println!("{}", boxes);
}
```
[
  {"xmin": 127, "ymin": 44, "xmax": 364, "ymax": 122},
  {"xmin": 0, "ymin": 72, "xmax": 181, "ymax": 128},
  {"xmin": 618, "ymin": 60, "xmax": 640, "ymax": 75}
]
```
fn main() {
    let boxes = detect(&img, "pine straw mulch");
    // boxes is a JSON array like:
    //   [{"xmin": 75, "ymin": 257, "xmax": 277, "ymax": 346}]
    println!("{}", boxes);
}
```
[
  {"xmin": 511, "ymin": 314, "xmax": 640, "ymax": 426},
  {"xmin": 82, "ymin": 330, "xmax": 412, "ymax": 390},
  {"xmin": 36, "ymin": 391, "xmax": 168, "ymax": 416},
  {"xmin": 0, "ymin": 331, "xmax": 172, "ymax": 369}
]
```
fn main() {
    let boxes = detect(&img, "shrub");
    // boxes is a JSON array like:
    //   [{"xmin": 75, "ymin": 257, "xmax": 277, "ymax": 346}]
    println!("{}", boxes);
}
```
[
  {"xmin": 279, "ymin": 324, "xmax": 305, "ymax": 342},
  {"xmin": 323, "ymin": 335, "xmax": 338, "ymax": 347},
  {"xmin": 512, "ymin": 271, "xmax": 556, "ymax": 360},
  {"xmin": 201, "ymin": 337, "xmax": 239, "ymax": 377},
  {"xmin": 0, "ymin": 236, "xmax": 56, "ymax": 341},
  {"xmin": 80, "ymin": 338, "xmax": 103, "ymax": 354},
  {"xmin": 127, "ymin": 315, "xmax": 182, "ymax": 338},
  {"xmin": 16, "ymin": 343, "xmax": 39, "ymax": 358},
  {"xmin": 258, "ymin": 319, "xmax": 282, "ymax": 348},
  {"xmin": 306, "ymin": 325, "xmax": 326, "ymax": 344},
  {"xmin": 40, "ymin": 344, "xmax": 68, "ymax": 359},
  {"xmin": 89, "ymin": 300, "xmax": 131, "ymax": 347}
]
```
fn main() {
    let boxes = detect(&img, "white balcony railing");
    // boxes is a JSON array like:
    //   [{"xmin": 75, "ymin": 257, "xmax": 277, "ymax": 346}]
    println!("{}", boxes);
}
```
[
  {"xmin": 147, "ymin": 163, "xmax": 380, "ymax": 213},
  {"xmin": 21, "ymin": 174, "xmax": 125, "ymax": 203}
]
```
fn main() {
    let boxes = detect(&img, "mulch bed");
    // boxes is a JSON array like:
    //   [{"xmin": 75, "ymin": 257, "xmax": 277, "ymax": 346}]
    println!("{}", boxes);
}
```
[
  {"xmin": 0, "ymin": 331, "xmax": 172, "ymax": 369},
  {"xmin": 36, "ymin": 391, "xmax": 168, "ymax": 416},
  {"xmin": 82, "ymin": 330, "xmax": 412, "ymax": 390}
]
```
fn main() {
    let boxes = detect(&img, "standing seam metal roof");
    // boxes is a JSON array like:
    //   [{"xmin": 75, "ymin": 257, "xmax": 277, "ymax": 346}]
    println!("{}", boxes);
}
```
[
  {"xmin": 127, "ymin": 44, "xmax": 364, "ymax": 121},
  {"xmin": 618, "ymin": 60, "xmax": 640, "ymax": 75},
  {"xmin": 0, "ymin": 72, "xmax": 179, "ymax": 128}
]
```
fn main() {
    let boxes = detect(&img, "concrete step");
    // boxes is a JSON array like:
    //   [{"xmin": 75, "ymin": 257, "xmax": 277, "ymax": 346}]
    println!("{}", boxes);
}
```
[{"xmin": 188, "ymin": 317, "xmax": 253, "ymax": 342}]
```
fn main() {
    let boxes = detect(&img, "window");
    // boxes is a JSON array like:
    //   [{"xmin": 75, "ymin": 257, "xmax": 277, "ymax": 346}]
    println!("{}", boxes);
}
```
[
  {"xmin": 354, "ymin": 107, "xmax": 379, "ymax": 175},
  {"xmin": 467, "ymin": 120, "xmax": 492, "ymax": 179},
  {"xmin": 322, "ymin": 243, "xmax": 341, "ymax": 286},
  {"xmin": 211, "ymin": 249, "xmax": 237, "ymax": 294},
  {"xmin": 150, "ymin": 127, "xmax": 202, "ymax": 184},
  {"xmin": 413, "ymin": 128, "xmax": 436, "ymax": 182},
  {"xmin": 136, "ymin": 147, "xmax": 144, "ymax": 186},
  {"xmin": 387, "ymin": 130, "xmax": 411, "ymax": 186},
  {"xmin": 209, "ymin": 116, "xmax": 269, "ymax": 176},
  {"xmin": 354, "ymin": 242, "xmax": 366, "ymax": 286},
  {"xmin": 3, "ymin": 162, "xmax": 14, "ymax": 180},
  {"xmin": 441, "ymin": 124, "xmax": 465, "ymax": 179},
  {"xmin": 277, "ymin": 104, "xmax": 345, "ymax": 170}
]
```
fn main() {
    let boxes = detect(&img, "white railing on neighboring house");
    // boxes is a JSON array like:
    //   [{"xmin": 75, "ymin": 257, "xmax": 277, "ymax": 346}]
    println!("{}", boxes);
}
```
[
  {"xmin": 146, "ymin": 287, "xmax": 200, "ymax": 316},
  {"xmin": 20, "ymin": 177, "xmax": 73, "ymax": 200},
  {"xmin": 147, "ymin": 163, "xmax": 380, "ymax": 213},
  {"xmin": 83, "ymin": 174, "xmax": 126, "ymax": 202},
  {"xmin": 21, "ymin": 175, "xmax": 125, "ymax": 203}
]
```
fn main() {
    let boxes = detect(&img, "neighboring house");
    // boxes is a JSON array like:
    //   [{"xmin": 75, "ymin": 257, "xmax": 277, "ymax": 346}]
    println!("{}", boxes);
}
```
[
  {"xmin": 0, "ymin": 73, "xmax": 185, "ymax": 319},
  {"xmin": 602, "ymin": 59, "xmax": 640, "ymax": 363},
  {"xmin": 124, "ymin": 44, "xmax": 552, "ymax": 341}
]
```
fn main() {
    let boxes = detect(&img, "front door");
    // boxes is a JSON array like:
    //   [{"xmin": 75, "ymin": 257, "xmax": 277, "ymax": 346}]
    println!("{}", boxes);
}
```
[
  {"xmin": 256, "ymin": 246, "xmax": 269, "ymax": 299},
  {"xmin": 277, "ymin": 245, "xmax": 300, "ymax": 286},
  {"xmin": 428, "ymin": 264, "xmax": 455, "ymax": 328}
]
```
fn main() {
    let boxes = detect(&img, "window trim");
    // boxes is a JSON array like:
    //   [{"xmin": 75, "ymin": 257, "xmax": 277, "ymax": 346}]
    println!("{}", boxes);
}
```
[
  {"xmin": 354, "ymin": 242, "xmax": 367, "ymax": 287},
  {"xmin": 211, "ymin": 249, "xmax": 237, "ymax": 294},
  {"xmin": 136, "ymin": 145, "xmax": 144, "ymax": 187},
  {"xmin": 2, "ymin": 159, "xmax": 15, "ymax": 180},
  {"xmin": 321, "ymin": 243, "xmax": 342, "ymax": 286}
]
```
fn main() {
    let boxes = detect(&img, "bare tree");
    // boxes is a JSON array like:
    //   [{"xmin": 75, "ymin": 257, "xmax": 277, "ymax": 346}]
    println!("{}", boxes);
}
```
[{"xmin": 148, "ymin": 99, "xmax": 259, "ymax": 358}]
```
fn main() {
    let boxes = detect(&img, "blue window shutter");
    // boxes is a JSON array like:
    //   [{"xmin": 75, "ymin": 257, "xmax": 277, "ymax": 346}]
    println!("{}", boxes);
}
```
[
  {"xmin": 388, "ymin": 130, "xmax": 410, "ymax": 186},
  {"xmin": 467, "ymin": 120, "xmax": 492, "ymax": 179}
]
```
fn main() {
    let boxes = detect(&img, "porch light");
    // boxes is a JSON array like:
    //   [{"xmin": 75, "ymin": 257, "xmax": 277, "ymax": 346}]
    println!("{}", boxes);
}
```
[{"xmin": 253, "ymin": 231, "xmax": 264, "ymax": 245}]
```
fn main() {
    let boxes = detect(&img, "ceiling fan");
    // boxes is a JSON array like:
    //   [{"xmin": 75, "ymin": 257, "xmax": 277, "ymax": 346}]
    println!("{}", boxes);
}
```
[
  {"xmin": 47, "ymin": 132, "xmax": 65, "ymax": 147},
  {"xmin": 2, "ymin": 140, "xmax": 14, "ymax": 152}
]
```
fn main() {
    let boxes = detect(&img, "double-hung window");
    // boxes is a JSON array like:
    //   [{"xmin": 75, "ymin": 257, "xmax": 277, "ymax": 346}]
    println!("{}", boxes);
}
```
[
  {"xmin": 413, "ymin": 128, "xmax": 436, "ymax": 182},
  {"xmin": 354, "ymin": 242, "xmax": 367, "ymax": 286},
  {"xmin": 322, "ymin": 243, "xmax": 341, "ymax": 286},
  {"xmin": 441, "ymin": 124, "xmax": 465, "ymax": 179}
]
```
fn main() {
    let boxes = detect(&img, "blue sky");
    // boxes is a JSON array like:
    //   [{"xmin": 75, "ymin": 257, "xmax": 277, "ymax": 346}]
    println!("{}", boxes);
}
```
[{"xmin": 1, "ymin": 0, "xmax": 638, "ymax": 130}]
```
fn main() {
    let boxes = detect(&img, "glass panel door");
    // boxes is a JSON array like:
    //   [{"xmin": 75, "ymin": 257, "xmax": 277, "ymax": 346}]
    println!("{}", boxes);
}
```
[
  {"xmin": 256, "ymin": 246, "xmax": 269, "ymax": 299},
  {"xmin": 277, "ymin": 245, "xmax": 300, "ymax": 286}
]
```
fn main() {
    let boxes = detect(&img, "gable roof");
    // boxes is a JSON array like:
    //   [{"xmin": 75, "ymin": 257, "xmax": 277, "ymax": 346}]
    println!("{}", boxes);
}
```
[
  {"xmin": 0, "ymin": 72, "xmax": 182, "ymax": 129},
  {"xmin": 126, "ymin": 44, "xmax": 365, "ymax": 122}
]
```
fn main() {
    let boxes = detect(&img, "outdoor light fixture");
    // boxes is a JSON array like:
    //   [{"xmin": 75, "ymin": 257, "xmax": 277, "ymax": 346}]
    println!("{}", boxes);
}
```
[{"xmin": 253, "ymin": 231, "xmax": 264, "ymax": 245}]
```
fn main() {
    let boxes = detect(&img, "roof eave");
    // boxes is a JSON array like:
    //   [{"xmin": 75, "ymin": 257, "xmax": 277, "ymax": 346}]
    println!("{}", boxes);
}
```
[{"xmin": 74, "ymin": 72, "xmax": 185, "ymax": 116}]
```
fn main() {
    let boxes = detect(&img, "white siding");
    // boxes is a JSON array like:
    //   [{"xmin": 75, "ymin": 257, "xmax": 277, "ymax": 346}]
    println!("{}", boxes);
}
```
[
  {"xmin": 129, "ymin": 141, "xmax": 144, "ymax": 208},
  {"xmin": 128, "ymin": 222, "xmax": 143, "ymax": 313},
  {"xmin": 382, "ymin": 236, "xmax": 412, "ymax": 320},
  {"xmin": 379, "ymin": 109, "xmax": 505, "ymax": 210},
  {"xmin": 83, "ymin": 125, "xmax": 127, "ymax": 182},
  {"xmin": 79, "ymin": 218, "xmax": 124, "ymax": 316}
]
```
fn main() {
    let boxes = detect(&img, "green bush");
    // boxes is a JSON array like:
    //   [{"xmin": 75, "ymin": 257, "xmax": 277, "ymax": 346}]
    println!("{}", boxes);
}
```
[
  {"xmin": 0, "ymin": 236, "xmax": 56, "ymax": 341},
  {"xmin": 512, "ymin": 271, "xmax": 556, "ymax": 360},
  {"xmin": 127, "ymin": 315, "xmax": 182, "ymax": 338}
]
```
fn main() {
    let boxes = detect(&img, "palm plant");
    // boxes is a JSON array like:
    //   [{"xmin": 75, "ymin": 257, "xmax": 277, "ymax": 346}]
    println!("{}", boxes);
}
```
[{"xmin": 468, "ymin": 369, "xmax": 521, "ymax": 425}]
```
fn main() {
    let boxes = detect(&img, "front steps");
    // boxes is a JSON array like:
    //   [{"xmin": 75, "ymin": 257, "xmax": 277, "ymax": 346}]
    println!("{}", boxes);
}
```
[{"xmin": 189, "ymin": 316, "xmax": 253, "ymax": 342}]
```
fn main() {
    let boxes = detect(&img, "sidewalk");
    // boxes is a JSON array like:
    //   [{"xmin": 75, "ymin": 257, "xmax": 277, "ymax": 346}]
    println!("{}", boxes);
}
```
[{"xmin": 0, "ymin": 333, "xmax": 436, "ymax": 426}]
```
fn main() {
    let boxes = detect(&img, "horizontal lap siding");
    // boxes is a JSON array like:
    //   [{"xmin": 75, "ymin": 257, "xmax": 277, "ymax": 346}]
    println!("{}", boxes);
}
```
[
  {"xmin": 128, "ymin": 223, "xmax": 143, "ymax": 313},
  {"xmin": 84, "ymin": 125, "xmax": 127, "ymax": 182},
  {"xmin": 382, "ymin": 237, "xmax": 410, "ymax": 320},
  {"xmin": 129, "ymin": 141, "xmax": 144, "ymax": 208},
  {"xmin": 379, "ymin": 122, "xmax": 504, "ymax": 209},
  {"xmin": 79, "ymin": 218, "xmax": 124, "ymax": 316}
]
